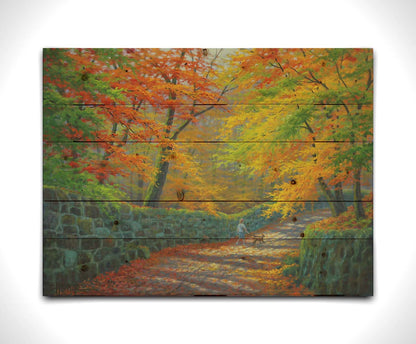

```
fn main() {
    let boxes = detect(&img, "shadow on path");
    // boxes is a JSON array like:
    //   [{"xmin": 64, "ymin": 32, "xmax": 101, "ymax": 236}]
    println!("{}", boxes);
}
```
[{"xmin": 70, "ymin": 209, "xmax": 331, "ymax": 296}]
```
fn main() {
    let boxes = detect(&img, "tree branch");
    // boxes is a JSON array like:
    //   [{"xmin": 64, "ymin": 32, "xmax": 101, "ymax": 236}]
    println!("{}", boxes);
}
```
[
  {"xmin": 335, "ymin": 61, "xmax": 349, "ymax": 89},
  {"xmin": 269, "ymin": 58, "xmax": 284, "ymax": 72},
  {"xmin": 366, "ymin": 68, "xmax": 373, "ymax": 91},
  {"xmin": 303, "ymin": 119, "xmax": 315, "ymax": 135},
  {"xmin": 335, "ymin": 60, "xmax": 358, "ymax": 102},
  {"xmin": 170, "ymin": 77, "xmax": 237, "ymax": 140},
  {"xmin": 289, "ymin": 66, "xmax": 317, "ymax": 84},
  {"xmin": 308, "ymin": 70, "xmax": 329, "ymax": 90},
  {"xmin": 204, "ymin": 48, "xmax": 222, "ymax": 80}
]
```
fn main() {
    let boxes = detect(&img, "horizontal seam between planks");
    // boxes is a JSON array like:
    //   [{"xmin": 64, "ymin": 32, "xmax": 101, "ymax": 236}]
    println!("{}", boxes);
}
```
[
  {"xmin": 43, "ymin": 237, "xmax": 373, "ymax": 240},
  {"xmin": 43, "ymin": 103, "xmax": 373, "ymax": 106},
  {"xmin": 44, "ymin": 140, "xmax": 372, "ymax": 144},
  {"xmin": 43, "ymin": 199, "xmax": 373, "ymax": 203}
]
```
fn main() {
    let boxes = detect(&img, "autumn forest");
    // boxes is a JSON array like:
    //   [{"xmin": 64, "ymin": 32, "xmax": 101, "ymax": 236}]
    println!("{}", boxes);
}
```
[{"xmin": 43, "ymin": 48, "xmax": 373, "ymax": 296}]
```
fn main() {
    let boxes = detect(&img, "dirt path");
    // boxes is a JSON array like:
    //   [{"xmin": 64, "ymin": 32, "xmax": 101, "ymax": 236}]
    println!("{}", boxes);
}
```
[{"xmin": 73, "ymin": 209, "xmax": 332, "ymax": 296}]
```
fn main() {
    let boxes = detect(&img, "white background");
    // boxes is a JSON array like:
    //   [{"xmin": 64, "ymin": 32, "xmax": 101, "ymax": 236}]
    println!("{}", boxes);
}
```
[{"xmin": 1, "ymin": 0, "xmax": 415, "ymax": 343}]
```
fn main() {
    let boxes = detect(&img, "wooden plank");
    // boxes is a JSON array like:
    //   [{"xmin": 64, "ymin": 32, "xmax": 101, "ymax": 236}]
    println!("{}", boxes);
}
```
[
  {"xmin": 43, "ymin": 141, "xmax": 373, "ymax": 202},
  {"xmin": 43, "ymin": 104, "xmax": 373, "ymax": 143},
  {"xmin": 43, "ymin": 48, "xmax": 372, "ymax": 106},
  {"xmin": 43, "ymin": 197, "xmax": 372, "ymax": 244}
]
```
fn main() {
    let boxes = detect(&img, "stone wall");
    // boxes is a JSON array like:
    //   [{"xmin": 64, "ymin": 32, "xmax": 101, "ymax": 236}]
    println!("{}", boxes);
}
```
[
  {"xmin": 43, "ymin": 187, "xmax": 281, "ymax": 295},
  {"xmin": 298, "ymin": 227, "xmax": 373, "ymax": 296}
]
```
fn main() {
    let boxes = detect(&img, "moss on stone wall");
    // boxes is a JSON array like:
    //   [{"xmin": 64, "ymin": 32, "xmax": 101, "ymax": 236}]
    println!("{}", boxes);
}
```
[{"xmin": 298, "ymin": 226, "xmax": 373, "ymax": 296}]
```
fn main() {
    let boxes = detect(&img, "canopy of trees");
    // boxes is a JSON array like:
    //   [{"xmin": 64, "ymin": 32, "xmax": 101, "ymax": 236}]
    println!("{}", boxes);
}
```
[{"xmin": 43, "ymin": 48, "xmax": 373, "ymax": 219}]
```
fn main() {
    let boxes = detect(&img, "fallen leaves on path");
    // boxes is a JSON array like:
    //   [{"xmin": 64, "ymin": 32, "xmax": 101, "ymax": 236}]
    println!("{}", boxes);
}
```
[{"xmin": 63, "ymin": 210, "xmax": 331, "ymax": 296}]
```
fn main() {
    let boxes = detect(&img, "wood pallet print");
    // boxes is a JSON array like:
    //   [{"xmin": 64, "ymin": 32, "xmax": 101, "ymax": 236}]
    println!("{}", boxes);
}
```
[{"xmin": 43, "ymin": 48, "xmax": 373, "ymax": 296}]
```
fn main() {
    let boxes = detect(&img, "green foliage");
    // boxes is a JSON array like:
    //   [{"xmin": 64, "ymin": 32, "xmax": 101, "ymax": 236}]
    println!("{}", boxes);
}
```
[
  {"xmin": 333, "ymin": 142, "xmax": 373, "ymax": 171},
  {"xmin": 282, "ymin": 255, "xmax": 300, "ymax": 265},
  {"xmin": 279, "ymin": 106, "xmax": 314, "ymax": 139},
  {"xmin": 305, "ymin": 226, "xmax": 373, "ymax": 239}
]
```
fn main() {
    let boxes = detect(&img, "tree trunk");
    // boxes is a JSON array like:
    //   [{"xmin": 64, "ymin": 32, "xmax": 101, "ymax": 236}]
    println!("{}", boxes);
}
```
[
  {"xmin": 334, "ymin": 181, "xmax": 347, "ymax": 214},
  {"xmin": 353, "ymin": 167, "xmax": 366, "ymax": 220},
  {"xmin": 98, "ymin": 122, "xmax": 118, "ymax": 184},
  {"xmin": 143, "ymin": 147, "xmax": 171, "ymax": 207},
  {"xmin": 318, "ymin": 177, "xmax": 338, "ymax": 217},
  {"xmin": 317, "ymin": 177, "xmax": 347, "ymax": 217},
  {"xmin": 143, "ymin": 105, "xmax": 176, "ymax": 207},
  {"xmin": 136, "ymin": 177, "xmax": 144, "ymax": 205},
  {"xmin": 304, "ymin": 119, "xmax": 346, "ymax": 217}
]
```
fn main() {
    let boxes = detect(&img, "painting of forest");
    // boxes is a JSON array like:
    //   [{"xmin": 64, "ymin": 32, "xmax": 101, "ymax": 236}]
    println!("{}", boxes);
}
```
[{"xmin": 43, "ymin": 48, "xmax": 373, "ymax": 296}]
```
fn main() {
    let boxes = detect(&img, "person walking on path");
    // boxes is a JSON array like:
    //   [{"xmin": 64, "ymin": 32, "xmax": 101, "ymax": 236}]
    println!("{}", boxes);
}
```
[{"xmin": 236, "ymin": 218, "xmax": 249, "ymax": 245}]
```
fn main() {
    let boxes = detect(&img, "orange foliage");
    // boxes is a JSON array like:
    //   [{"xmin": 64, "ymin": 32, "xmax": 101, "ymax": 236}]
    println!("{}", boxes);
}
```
[{"xmin": 309, "ymin": 193, "xmax": 373, "ymax": 231}]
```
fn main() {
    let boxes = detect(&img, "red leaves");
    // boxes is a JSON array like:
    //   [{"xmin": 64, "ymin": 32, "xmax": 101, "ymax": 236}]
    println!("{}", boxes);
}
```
[
  {"xmin": 68, "ymin": 161, "xmax": 79, "ymax": 168},
  {"xmin": 81, "ymin": 160, "xmax": 112, "ymax": 182},
  {"xmin": 63, "ymin": 126, "xmax": 84, "ymax": 140},
  {"xmin": 345, "ymin": 55, "xmax": 357, "ymax": 63},
  {"xmin": 45, "ymin": 48, "xmax": 229, "ymax": 190}
]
